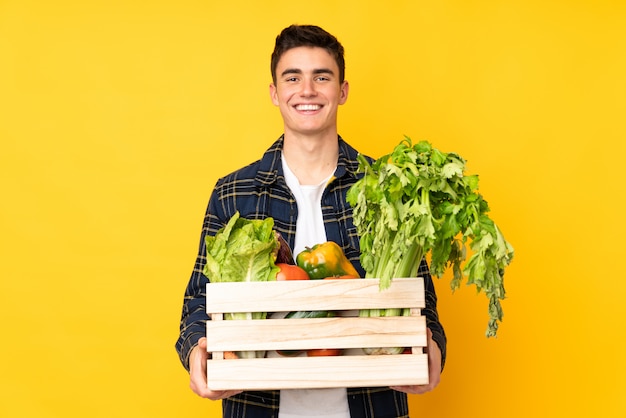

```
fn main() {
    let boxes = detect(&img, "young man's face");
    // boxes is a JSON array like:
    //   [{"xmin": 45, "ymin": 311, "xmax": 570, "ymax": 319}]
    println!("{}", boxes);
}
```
[{"xmin": 270, "ymin": 46, "xmax": 349, "ymax": 138}]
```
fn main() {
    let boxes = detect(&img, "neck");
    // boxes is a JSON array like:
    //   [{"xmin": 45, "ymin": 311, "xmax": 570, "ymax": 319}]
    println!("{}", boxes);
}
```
[{"xmin": 282, "ymin": 132, "xmax": 339, "ymax": 185}]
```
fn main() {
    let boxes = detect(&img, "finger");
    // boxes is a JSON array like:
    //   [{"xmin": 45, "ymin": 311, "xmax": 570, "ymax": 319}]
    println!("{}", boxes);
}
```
[
  {"xmin": 390, "ymin": 384, "xmax": 433, "ymax": 395},
  {"xmin": 200, "ymin": 389, "xmax": 243, "ymax": 401},
  {"xmin": 189, "ymin": 339, "xmax": 210, "ymax": 397},
  {"xmin": 189, "ymin": 340, "xmax": 243, "ymax": 400},
  {"xmin": 221, "ymin": 390, "xmax": 244, "ymax": 399}
]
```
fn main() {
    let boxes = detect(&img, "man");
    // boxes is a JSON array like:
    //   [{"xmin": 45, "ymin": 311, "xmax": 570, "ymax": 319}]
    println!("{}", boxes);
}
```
[{"xmin": 176, "ymin": 24, "xmax": 446, "ymax": 418}]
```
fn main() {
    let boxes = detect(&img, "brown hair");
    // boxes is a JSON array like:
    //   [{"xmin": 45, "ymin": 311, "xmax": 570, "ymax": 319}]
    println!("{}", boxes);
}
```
[{"xmin": 270, "ymin": 25, "xmax": 346, "ymax": 84}]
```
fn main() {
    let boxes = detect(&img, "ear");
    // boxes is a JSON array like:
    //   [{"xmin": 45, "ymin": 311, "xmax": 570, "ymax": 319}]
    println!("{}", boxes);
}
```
[
  {"xmin": 269, "ymin": 83, "xmax": 279, "ymax": 106},
  {"xmin": 339, "ymin": 80, "xmax": 349, "ymax": 105}
]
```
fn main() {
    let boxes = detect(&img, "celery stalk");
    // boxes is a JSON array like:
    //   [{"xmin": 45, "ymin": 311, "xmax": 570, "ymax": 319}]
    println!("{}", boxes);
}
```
[{"xmin": 347, "ymin": 137, "xmax": 514, "ymax": 340}]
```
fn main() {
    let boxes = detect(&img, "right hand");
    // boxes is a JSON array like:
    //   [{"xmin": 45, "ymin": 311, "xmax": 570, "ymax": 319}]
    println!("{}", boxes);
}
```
[{"xmin": 189, "ymin": 337, "xmax": 243, "ymax": 400}]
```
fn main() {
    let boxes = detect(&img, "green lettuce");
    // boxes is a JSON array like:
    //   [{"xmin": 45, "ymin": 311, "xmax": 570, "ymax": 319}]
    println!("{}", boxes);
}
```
[{"xmin": 203, "ymin": 211, "xmax": 280, "ymax": 358}]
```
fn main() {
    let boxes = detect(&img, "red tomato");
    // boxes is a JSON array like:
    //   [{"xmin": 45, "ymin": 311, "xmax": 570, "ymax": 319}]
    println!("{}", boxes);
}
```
[
  {"xmin": 306, "ymin": 348, "xmax": 343, "ymax": 357},
  {"xmin": 224, "ymin": 351, "xmax": 239, "ymax": 359},
  {"xmin": 276, "ymin": 263, "xmax": 310, "ymax": 281}
]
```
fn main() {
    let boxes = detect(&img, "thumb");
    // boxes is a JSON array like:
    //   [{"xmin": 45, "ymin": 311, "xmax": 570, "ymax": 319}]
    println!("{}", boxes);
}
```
[{"xmin": 198, "ymin": 337, "xmax": 207, "ymax": 349}]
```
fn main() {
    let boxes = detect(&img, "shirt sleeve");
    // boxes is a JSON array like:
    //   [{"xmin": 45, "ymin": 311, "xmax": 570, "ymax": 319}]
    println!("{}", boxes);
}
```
[{"xmin": 175, "ymin": 188, "xmax": 225, "ymax": 371}]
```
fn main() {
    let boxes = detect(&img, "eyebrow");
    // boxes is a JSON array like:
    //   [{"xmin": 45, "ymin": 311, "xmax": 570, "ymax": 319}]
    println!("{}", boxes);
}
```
[{"xmin": 280, "ymin": 68, "xmax": 335, "ymax": 77}]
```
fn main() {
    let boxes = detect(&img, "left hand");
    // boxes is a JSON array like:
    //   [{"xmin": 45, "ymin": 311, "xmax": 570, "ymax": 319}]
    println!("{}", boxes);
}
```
[{"xmin": 390, "ymin": 327, "xmax": 442, "ymax": 395}]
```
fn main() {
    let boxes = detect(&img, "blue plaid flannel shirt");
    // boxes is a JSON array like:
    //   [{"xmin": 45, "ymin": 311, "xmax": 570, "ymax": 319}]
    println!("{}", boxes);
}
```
[{"xmin": 176, "ymin": 135, "xmax": 447, "ymax": 418}]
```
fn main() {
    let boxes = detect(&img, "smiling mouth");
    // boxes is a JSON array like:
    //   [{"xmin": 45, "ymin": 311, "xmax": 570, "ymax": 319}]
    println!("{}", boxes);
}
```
[{"xmin": 295, "ymin": 104, "xmax": 322, "ymax": 111}]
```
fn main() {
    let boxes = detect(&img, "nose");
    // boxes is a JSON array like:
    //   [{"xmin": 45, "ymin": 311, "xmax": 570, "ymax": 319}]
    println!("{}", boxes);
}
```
[{"xmin": 299, "ymin": 77, "xmax": 317, "ymax": 97}]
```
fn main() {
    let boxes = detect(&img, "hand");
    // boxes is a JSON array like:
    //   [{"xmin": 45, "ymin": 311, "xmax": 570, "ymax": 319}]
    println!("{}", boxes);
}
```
[
  {"xmin": 390, "ymin": 328, "xmax": 442, "ymax": 395},
  {"xmin": 189, "ymin": 337, "xmax": 243, "ymax": 400}
]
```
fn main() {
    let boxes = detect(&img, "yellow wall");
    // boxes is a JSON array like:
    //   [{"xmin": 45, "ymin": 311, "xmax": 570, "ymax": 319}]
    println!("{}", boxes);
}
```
[{"xmin": 1, "ymin": 1, "xmax": 625, "ymax": 417}]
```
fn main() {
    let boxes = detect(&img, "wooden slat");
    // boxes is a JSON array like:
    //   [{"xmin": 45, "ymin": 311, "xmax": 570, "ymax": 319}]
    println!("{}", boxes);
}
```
[
  {"xmin": 205, "ymin": 277, "xmax": 428, "ymax": 389},
  {"xmin": 206, "ymin": 316, "xmax": 427, "ymax": 351},
  {"xmin": 206, "ymin": 277, "xmax": 424, "ymax": 313},
  {"xmin": 206, "ymin": 354, "xmax": 429, "ymax": 390}
]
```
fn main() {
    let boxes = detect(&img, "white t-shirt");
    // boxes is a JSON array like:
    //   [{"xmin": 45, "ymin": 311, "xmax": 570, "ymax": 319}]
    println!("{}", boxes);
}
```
[{"xmin": 277, "ymin": 155, "xmax": 350, "ymax": 418}]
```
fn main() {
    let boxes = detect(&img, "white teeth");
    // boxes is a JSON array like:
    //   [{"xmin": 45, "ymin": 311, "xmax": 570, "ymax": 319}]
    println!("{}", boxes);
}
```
[{"xmin": 296, "ymin": 104, "xmax": 321, "ymax": 111}]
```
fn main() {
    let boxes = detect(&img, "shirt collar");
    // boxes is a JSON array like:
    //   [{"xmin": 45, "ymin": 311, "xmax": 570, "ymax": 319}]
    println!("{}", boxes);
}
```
[{"xmin": 254, "ymin": 135, "xmax": 361, "ymax": 187}]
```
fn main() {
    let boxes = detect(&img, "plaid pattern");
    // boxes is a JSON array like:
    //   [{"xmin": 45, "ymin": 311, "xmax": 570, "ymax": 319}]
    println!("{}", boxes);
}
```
[
  {"xmin": 220, "ymin": 387, "xmax": 410, "ymax": 418},
  {"xmin": 175, "ymin": 135, "xmax": 447, "ymax": 417}
]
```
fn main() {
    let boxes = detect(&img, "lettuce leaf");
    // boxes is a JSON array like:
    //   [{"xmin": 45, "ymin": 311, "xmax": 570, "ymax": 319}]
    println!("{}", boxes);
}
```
[
  {"xmin": 203, "ymin": 212, "xmax": 280, "ymax": 358},
  {"xmin": 203, "ymin": 211, "xmax": 279, "ymax": 287}
]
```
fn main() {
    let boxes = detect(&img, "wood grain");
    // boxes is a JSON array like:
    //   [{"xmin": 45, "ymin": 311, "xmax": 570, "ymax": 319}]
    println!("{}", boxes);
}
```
[{"xmin": 205, "ymin": 277, "xmax": 429, "ymax": 390}]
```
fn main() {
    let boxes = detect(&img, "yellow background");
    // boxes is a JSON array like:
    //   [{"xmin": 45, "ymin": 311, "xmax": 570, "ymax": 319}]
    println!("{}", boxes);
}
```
[{"xmin": 2, "ymin": 1, "xmax": 625, "ymax": 417}]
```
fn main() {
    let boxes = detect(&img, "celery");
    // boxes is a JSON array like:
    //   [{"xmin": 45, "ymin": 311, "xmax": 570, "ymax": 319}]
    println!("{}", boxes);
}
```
[{"xmin": 347, "ymin": 137, "xmax": 514, "ymax": 339}]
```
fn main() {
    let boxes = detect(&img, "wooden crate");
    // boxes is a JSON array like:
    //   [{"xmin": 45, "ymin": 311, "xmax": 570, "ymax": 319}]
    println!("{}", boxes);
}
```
[{"xmin": 205, "ymin": 277, "xmax": 428, "ymax": 390}]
